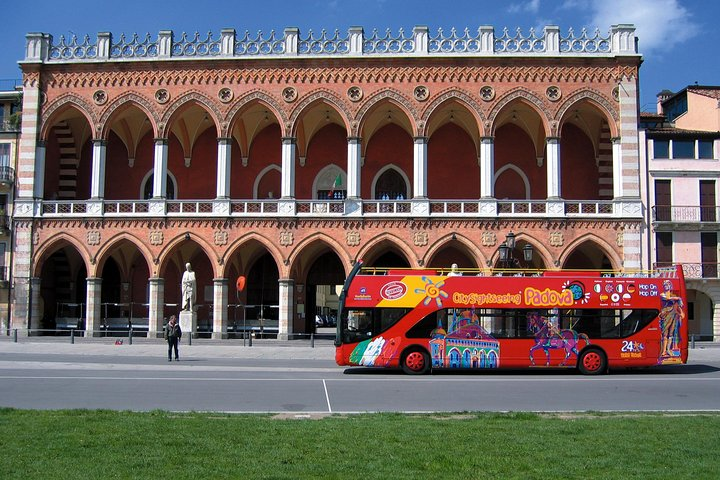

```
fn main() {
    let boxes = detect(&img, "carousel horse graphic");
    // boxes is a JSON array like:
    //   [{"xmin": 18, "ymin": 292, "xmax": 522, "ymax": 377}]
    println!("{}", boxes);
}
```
[{"xmin": 527, "ymin": 312, "xmax": 590, "ymax": 366}]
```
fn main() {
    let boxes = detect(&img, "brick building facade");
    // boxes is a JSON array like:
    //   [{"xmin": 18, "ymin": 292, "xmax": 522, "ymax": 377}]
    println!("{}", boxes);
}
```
[{"xmin": 9, "ymin": 25, "xmax": 643, "ymax": 338}]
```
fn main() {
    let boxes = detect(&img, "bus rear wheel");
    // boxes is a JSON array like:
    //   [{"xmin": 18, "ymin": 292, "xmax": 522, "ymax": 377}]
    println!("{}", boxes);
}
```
[
  {"xmin": 578, "ymin": 348, "xmax": 607, "ymax": 375},
  {"xmin": 402, "ymin": 349, "xmax": 430, "ymax": 375}
]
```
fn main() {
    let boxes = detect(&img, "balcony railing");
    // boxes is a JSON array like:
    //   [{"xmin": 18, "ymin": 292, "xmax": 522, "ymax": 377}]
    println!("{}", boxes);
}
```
[
  {"xmin": 24, "ymin": 198, "xmax": 637, "ymax": 220},
  {"xmin": 655, "ymin": 263, "xmax": 720, "ymax": 279},
  {"xmin": 0, "ymin": 166, "xmax": 15, "ymax": 186},
  {"xmin": 652, "ymin": 205, "xmax": 719, "ymax": 223},
  {"xmin": 0, "ymin": 119, "xmax": 20, "ymax": 132}
]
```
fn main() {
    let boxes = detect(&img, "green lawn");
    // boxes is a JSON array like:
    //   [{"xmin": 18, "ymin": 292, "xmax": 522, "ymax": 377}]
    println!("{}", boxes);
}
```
[{"xmin": 1, "ymin": 409, "xmax": 718, "ymax": 479}]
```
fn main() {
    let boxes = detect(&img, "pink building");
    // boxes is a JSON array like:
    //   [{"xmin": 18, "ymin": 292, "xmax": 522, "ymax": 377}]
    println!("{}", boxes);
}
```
[{"xmin": 641, "ymin": 86, "xmax": 720, "ymax": 340}]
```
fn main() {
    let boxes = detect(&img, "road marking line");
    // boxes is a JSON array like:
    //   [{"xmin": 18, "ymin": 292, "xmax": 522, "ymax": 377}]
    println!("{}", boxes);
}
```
[{"xmin": 323, "ymin": 379, "xmax": 332, "ymax": 413}]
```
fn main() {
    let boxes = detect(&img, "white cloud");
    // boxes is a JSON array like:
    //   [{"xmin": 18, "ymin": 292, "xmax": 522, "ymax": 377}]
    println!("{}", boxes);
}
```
[
  {"xmin": 508, "ymin": 0, "xmax": 541, "ymax": 14},
  {"xmin": 585, "ymin": 0, "xmax": 699, "ymax": 53}
]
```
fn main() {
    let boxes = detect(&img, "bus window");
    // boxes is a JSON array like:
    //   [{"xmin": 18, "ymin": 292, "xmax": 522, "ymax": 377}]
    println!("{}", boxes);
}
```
[
  {"xmin": 380, "ymin": 308, "xmax": 412, "ymax": 332},
  {"xmin": 406, "ymin": 311, "xmax": 445, "ymax": 338},
  {"xmin": 343, "ymin": 307, "xmax": 411, "ymax": 343}
]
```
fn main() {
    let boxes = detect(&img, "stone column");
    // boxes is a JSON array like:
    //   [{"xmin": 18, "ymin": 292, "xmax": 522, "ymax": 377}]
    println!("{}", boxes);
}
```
[
  {"xmin": 480, "ymin": 137, "xmax": 494, "ymax": 198},
  {"xmin": 281, "ymin": 137, "xmax": 296, "ymax": 198},
  {"xmin": 148, "ymin": 277, "xmax": 164, "ymax": 338},
  {"xmin": 152, "ymin": 138, "xmax": 168, "ymax": 198},
  {"xmin": 278, "ymin": 278, "xmax": 294, "ymax": 340},
  {"xmin": 213, "ymin": 278, "xmax": 228, "ymax": 338},
  {"xmin": 546, "ymin": 137, "xmax": 561, "ymax": 198},
  {"xmin": 33, "ymin": 141, "xmax": 46, "ymax": 199},
  {"xmin": 413, "ymin": 137, "xmax": 428, "ymax": 198},
  {"xmin": 612, "ymin": 137, "xmax": 623, "ymax": 199},
  {"xmin": 86, "ymin": 277, "xmax": 102, "ymax": 337},
  {"xmin": 216, "ymin": 138, "xmax": 232, "ymax": 198},
  {"xmin": 29, "ymin": 277, "xmax": 42, "ymax": 334},
  {"xmin": 346, "ymin": 137, "xmax": 361, "ymax": 198},
  {"xmin": 91, "ymin": 139, "xmax": 107, "ymax": 199}
]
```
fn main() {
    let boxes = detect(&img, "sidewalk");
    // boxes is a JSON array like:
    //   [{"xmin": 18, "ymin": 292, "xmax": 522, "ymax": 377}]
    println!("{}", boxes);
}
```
[
  {"xmin": 0, "ymin": 336, "xmax": 718, "ymax": 363},
  {"xmin": 0, "ymin": 336, "xmax": 336, "ymax": 360}
]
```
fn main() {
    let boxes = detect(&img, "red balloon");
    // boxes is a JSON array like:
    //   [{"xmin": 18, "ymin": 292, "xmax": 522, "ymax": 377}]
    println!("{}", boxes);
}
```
[{"xmin": 236, "ymin": 276, "xmax": 246, "ymax": 292}]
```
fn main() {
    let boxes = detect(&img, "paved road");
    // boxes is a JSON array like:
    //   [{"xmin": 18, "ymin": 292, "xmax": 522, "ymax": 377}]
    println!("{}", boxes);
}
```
[{"xmin": 1, "ymin": 339, "xmax": 719, "ymax": 413}]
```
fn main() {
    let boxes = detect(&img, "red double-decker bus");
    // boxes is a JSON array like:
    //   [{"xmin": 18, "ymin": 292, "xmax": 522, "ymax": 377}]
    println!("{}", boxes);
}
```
[{"xmin": 335, "ymin": 262, "xmax": 688, "ymax": 375}]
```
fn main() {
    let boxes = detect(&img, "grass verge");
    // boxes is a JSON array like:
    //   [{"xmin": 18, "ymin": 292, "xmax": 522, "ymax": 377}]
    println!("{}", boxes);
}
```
[{"xmin": 1, "ymin": 409, "xmax": 718, "ymax": 479}]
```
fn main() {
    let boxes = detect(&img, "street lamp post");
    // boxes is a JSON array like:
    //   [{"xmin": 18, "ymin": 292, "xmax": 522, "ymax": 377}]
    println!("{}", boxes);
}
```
[{"xmin": 497, "ymin": 231, "xmax": 533, "ymax": 270}]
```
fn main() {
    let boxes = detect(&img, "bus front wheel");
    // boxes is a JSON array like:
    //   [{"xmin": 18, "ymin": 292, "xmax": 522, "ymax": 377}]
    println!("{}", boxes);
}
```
[
  {"xmin": 578, "ymin": 348, "xmax": 607, "ymax": 375},
  {"xmin": 402, "ymin": 348, "xmax": 430, "ymax": 375}
]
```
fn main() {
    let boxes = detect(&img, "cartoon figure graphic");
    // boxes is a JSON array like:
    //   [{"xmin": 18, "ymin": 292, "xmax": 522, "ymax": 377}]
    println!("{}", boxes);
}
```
[
  {"xmin": 658, "ymin": 280, "xmax": 683, "ymax": 363},
  {"xmin": 526, "ymin": 312, "xmax": 590, "ymax": 366}
]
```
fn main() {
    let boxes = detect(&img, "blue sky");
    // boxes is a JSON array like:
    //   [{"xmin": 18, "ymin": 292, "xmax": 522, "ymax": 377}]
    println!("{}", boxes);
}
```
[{"xmin": 2, "ymin": 0, "xmax": 717, "ymax": 112}]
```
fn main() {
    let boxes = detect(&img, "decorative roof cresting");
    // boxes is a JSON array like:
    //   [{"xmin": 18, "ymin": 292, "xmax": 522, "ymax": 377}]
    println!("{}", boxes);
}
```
[{"xmin": 23, "ymin": 24, "xmax": 638, "ymax": 63}]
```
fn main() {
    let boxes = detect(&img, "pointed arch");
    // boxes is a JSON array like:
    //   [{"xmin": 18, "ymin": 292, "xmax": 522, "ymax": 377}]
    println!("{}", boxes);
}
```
[
  {"xmin": 420, "ymin": 88, "xmax": 487, "ymax": 138},
  {"xmin": 287, "ymin": 232, "xmax": 352, "ymax": 279},
  {"xmin": 156, "ymin": 231, "xmax": 218, "ymax": 278},
  {"xmin": 221, "ymin": 232, "xmax": 286, "ymax": 279},
  {"xmin": 93, "ymin": 232, "xmax": 154, "ymax": 277},
  {"xmin": 98, "ymin": 92, "xmax": 159, "ymax": 139},
  {"xmin": 158, "ymin": 90, "xmax": 222, "ymax": 138},
  {"xmin": 488, "ymin": 88, "xmax": 551, "ymax": 137},
  {"xmin": 40, "ymin": 93, "xmax": 97, "ymax": 141},
  {"xmin": 356, "ymin": 232, "xmax": 416, "ymax": 267},
  {"xmin": 556, "ymin": 89, "xmax": 619, "ymax": 137},
  {"xmin": 355, "ymin": 88, "xmax": 417, "ymax": 138},
  {"xmin": 225, "ymin": 90, "xmax": 288, "ymax": 137},
  {"xmin": 422, "ymin": 233, "xmax": 486, "ymax": 270},
  {"xmin": 494, "ymin": 164, "xmax": 531, "ymax": 199},
  {"xmin": 289, "ymin": 89, "xmax": 352, "ymax": 134},
  {"xmin": 371, "ymin": 164, "xmax": 411, "ymax": 200},
  {"xmin": 32, "ymin": 233, "xmax": 92, "ymax": 278},
  {"xmin": 312, "ymin": 164, "xmax": 346, "ymax": 199},
  {"xmin": 253, "ymin": 164, "xmax": 282, "ymax": 199},
  {"xmin": 559, "ymin": 233, "xmax": 622, "ymax": 270}
]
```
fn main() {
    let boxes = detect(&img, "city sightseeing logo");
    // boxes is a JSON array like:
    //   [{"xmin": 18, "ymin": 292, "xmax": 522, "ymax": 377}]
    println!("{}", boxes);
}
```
[{"xmin": 416, "ymin": 277, "xmax": 449, "ymax": 307}]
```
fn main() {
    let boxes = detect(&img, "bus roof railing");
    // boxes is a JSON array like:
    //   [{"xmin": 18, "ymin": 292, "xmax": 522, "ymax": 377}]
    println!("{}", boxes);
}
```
[{"xmin": 356, "ymin": 265, "xmax": 683, "ymax": 278}]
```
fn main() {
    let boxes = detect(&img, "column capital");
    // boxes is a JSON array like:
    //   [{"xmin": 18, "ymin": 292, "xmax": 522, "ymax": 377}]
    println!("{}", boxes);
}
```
[
  {"xmin": 414, "ymin": 136, "xmax": 429, "ymax": 143},
  {"xmin": 213, "ymin": 277, "xmax": 229, "ymax": 285},
  {"xmin": 36, "ymin": 140, "xmax": 47, "ymax": 148},
  {"xmin": 92, "ymin": 138, "xmax": 107, "ymax": 146},
  {"xmin": 546, "ymin": 136, "xmax": 561, "ymax": 143},
  {"xmin": 281, "ymin": 136, "xmax": 297, "ymax": 145},
  {"xmin": 611, "ymin": 136, "xmax": 622, "ymax": 144},
  {"xmin": 217, "ymin": 137, "xmax": 232, "ymax": 144},
  {"xmin": 481, "ymin": 136, "xmax": 495, "ymax": 143},
  {"xmin": 347, "ymin": 136, "xmax": 362, "ymax": 144},
  {"xmin": 154, "ymin": 137, "xmax": 169, "ymax": 145}
]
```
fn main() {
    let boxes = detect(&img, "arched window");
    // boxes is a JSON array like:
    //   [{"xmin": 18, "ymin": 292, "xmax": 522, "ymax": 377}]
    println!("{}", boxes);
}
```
[
  {"xmin": 142, "ymin": 174, "xmax": 176, "ymax": 199},
  {"xmin": 374, "ymin": 168, "xmax": 407, "ymax": 200}
]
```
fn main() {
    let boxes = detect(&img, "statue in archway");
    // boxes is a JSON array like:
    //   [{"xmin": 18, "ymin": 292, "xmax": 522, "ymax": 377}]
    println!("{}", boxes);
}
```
[{"xmin": 181, "ymin": 262, "xmax": 196, "ymax": 311}]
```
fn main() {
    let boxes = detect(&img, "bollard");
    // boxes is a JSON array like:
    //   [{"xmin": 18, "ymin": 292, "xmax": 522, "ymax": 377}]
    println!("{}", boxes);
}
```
[
  {"xmin": 70, "ymin": 329, "xmax": 75, "ymax": 344},
  {"xmin": 248, "ymin": 332, "xmax": 253, "ymax": 347},
  {"xmin": 311, "ymin": 332, "xmax": 315, "ymax": 348},
  {"xmin": 13, "ymin": 329, "xmax": 17, "ymax": 343},
  {"xmin": 128, "ymin": 327, "xmax": 133, "ymax": 345},
  {"xmin": 691, "ymin": 334, "xmax": 695, "ymax": 349}
]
